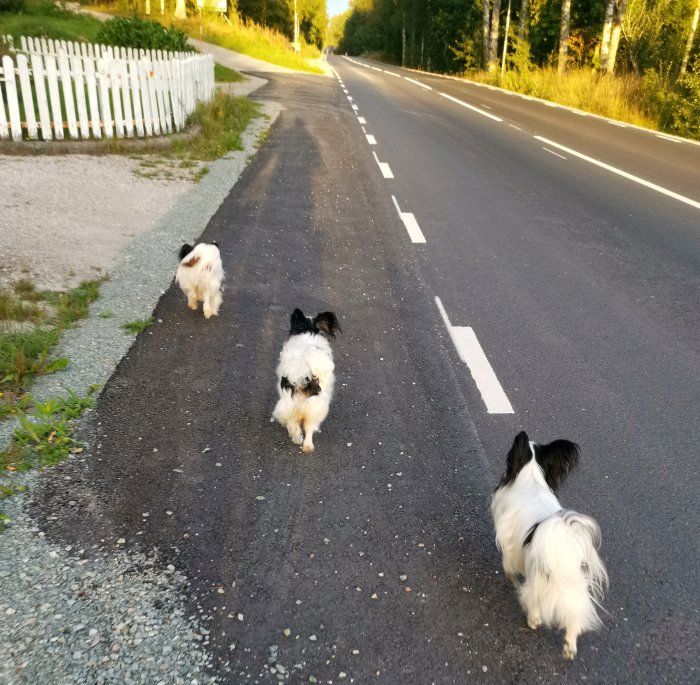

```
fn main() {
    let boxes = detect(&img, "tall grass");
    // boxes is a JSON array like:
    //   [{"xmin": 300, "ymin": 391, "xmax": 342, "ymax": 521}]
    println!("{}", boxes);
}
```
[
  {"xmin": 0, "ymin": 0, "xmax": 104, "ymax": 43},
  {"xmin": 470, "ymin": 66, "xmax": 657, "ymax": 129},
  {"xmin": 91, "ymin": 3, "xmax": 323, "ymax": 74}
]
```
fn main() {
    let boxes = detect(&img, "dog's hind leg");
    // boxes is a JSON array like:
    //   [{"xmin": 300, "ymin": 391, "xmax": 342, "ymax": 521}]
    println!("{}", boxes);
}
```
[
  {"xmin": 203, "ymin": 288, "xmax": 222, "ymax": 319},
  {"xmin": 562, "ymin": 623, "xmax": 580, "ymax": 660},
  {"xmin": 187, "ymin": 292, "xmax": 199, "ymax": 311}
]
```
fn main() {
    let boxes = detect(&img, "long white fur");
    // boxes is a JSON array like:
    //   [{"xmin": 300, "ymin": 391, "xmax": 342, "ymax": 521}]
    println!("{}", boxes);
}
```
[
  {"xmin": 491, "ymin": 442, "xmax": 608, "ymax": 659},
  {"xmin": 272, "ymin": 332, "xmax": 335, "ymax": 454},
  {"xmin": 175, "ymin": 243, "xmax": 224, "ymax": 319}
]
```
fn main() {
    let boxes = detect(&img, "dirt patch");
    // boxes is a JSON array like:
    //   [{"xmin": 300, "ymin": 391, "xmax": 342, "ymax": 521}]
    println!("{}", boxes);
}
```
[{"xmin": 0, "ymin": 154, "xmax": 193, "ymax": 292}]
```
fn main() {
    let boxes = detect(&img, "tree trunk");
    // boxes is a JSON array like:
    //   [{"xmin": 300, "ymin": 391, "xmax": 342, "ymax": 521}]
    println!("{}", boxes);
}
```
[
  {"xmin": 488, "ymin": 0, "xmax": 502, "ymax": 70},
  {"xmin": 401, "ymin": 11, "xmax": 406, "ymax": 67},
  {"xmin": 558, "ymin": 0, "xmax": 572, "ymax": 74},
  {"xmin": 174, "ymin": 0, "xmax": 186, "ymax": 19},
  {"xmin": 483, "ymin": 0, "xmax": 492, "ymax": 67},
  {"xmin": 680, "ymin": 0, "xmax": 700, "ymax": 76},
  {"xmin": 606, "ymin": 0, "xmax": 627, "ymax": 75},
  {"xmin": 599, "ymin": 0, "xmax": 615, "ymax": 71},
  {"xmin": 518, "ymin": 0, "xmax": 529, "ymax": 43}
]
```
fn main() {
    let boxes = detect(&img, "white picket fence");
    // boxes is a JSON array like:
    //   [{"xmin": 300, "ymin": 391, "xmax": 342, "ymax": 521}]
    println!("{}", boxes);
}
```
[{"xmin": 0, "ymin": 35, "xmax": 214, "ymax": 142}]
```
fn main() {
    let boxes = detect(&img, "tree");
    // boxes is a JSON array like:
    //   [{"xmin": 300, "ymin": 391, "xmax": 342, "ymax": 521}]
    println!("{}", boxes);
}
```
[
  {"xmin": 599, "ymin": 0, "xmax": 615, "ymax": 71},
  {"xmin": 558, "ymin": 0, "xmax": 572, "ymax": 73},
  {"xmin": 680, "ymin": 0, "xmax": 700, "ymax": 75},
  {"xmin": 605, "ymin": 0, "xmax": 627, "ymax": 73},
  {"xmin": 174, "ymin": 0, "xmax": 186, "ymax": 19}
]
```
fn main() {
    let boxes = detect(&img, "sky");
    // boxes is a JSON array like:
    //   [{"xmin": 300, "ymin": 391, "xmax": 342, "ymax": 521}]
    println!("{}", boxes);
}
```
[{"xmin": 327, "ymin": 0, "xmax": 350, "ymax": 17}]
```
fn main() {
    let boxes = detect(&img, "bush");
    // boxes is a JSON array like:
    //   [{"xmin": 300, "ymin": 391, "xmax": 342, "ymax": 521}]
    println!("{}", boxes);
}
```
[
  {"xmin": 666, "ymin": 61, "xmax": 700, "ymax": 139},
  {"xmin": 0, "ymin": 0, "xmax": 26, "ymax": 12},
  {"xmin": 95, "ymin": 16, "xmax": 195, "ymax": 53}
]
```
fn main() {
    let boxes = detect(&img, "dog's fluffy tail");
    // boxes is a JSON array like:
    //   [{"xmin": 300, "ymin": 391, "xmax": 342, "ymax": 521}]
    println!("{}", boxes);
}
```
[{"xmin": 523, "ymin": 510, "xmax": 608, "ymax": 630}]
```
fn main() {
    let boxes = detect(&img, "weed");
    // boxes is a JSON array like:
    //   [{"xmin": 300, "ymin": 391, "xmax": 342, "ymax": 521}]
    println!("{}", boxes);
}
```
[
  {"xmin": 0, "ymin": 293, "xmax": 45, "ymax": 323},
  {"xmin": 214, "ymin": 63, "xmax": 244, "ymax": 83},
  {"xmin": 1, "ymin": 390, "xmax": 96, "ymax": 472},
  {"xmin": 99, "ymin": 310, "xmax": 113, "ymax": 319},
  {"xmin": 122, "ymin": 317, "xmax": 154, "ymax": 334}
]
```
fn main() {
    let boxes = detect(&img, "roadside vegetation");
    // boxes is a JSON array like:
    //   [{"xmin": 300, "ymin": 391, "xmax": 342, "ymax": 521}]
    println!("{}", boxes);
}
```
[
  {"xmin": 0, "ymin": 278, "xmax": 102, "ymax": 477},
  {"xmin": 334, "ymin": 0, "xmax": 700, "ymax": 140},
  {"xmin": 86, "ymin": 0, "xmax": 324, "ymax": 73}
]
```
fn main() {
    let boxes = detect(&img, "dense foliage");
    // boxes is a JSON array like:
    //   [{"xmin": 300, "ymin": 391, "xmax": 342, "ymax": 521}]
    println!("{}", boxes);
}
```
[
  {"xmin": 335, "ymin": 0, "xmax": 699, "ymax": 137},
  {"xmin": 0, "ymin": 0, "xmax": 26, "ymax": 12},
  {"xmin": 236, "ymin": 0, "xmax": 327, "ymax": 49},
  {"xmin": 96, "ymin": 15, "xmax": 195, "ymax": 52}
]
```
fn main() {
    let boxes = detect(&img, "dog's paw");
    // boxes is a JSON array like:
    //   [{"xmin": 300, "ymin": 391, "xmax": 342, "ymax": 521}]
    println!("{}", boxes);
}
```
[
  {"xmin": 562, "ymin": 642, "xmax": 576, "ymax": 660},
  {"xmin": 302, "ymin": 443, "xmax": 315, "ymax": 454},
  {"xmin": 291, "ymin": 432, "xmax": 303, "ymax": 445},
  {"xmin": 527, "ymin": 616, "xmax": 541, "ymax": 631}
]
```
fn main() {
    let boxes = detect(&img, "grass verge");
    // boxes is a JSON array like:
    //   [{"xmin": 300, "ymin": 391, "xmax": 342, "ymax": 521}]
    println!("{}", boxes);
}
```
[
  {"xmin": 0, "ymin": 0, "xmax": 104, "ymax": 43},
  {"xmin": 0, "ymin": 278, "xmax": 103, "ymax": 419},
  {"xmin": 1, "ymin": 389, "xmax": 96, "ymax": 472}
]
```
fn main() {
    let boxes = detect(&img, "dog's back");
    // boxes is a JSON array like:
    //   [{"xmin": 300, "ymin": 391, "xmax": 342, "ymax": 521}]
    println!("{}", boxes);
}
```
[{"xmin": 176, "ymin": 242, "xmax": 224, "ymax": 318}]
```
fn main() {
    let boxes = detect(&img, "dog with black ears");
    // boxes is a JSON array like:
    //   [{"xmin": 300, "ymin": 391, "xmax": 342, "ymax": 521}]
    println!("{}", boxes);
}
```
[
  {"xmin": 272, "ymin": 308, "xmax": 341, "ymax": 454},
  {"xmin": 491, "ymin": 431, "xmax": 608, "ymax": 660},
  {"xmin": 175, "ymin": 242, "xmax": 224, "ymax": 319}
]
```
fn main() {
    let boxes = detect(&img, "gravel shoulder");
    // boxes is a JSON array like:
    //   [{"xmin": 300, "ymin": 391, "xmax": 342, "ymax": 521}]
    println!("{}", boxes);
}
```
[{"xmin": 0, "ymin": 78, "xmax": 282, "ymax": 684}]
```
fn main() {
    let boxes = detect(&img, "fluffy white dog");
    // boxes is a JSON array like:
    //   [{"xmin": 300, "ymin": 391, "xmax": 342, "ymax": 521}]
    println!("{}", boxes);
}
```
[
  {"xmin": 272, "ymin": 308, "xmax": 341, "ymax": 454},
  {"xmin": 491, "ymin": 431, "xmax": 608, "ymax": 660},
  {"xmin": 175, "ymin": 242, "xmax": 224, "ymax": 319}
]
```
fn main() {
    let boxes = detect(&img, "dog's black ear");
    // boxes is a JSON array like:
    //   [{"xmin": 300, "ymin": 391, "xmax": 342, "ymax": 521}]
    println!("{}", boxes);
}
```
[
  {"xmin": 313, "ymin": 311, "xmax": 341, "ymax": 338},
  {"xmin": 498, "ymin": 431, "xmax": 532, "ymax": 488},
  {"xmin": 533, "ymin": 439, "xmax": 580, "ymax": 491},
  {"xmin": 179, "ymin": 243, "xmax": 194, "ymax": 260},
  {"xmin": 289, "ymin": 308, "xmax": 314, "ymax": 335}
]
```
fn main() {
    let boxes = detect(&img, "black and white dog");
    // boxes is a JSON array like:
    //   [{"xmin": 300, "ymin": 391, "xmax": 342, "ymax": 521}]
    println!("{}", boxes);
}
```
[
  {"xmin": 175, "ymin": 242, "xmax": 224, "ymax": 319},
  {"xmin": 491, "ymin": 431, "xmax": 608, "ymax": 659},
  {"xmin": 272, "ymin": 308, "xmax": 341, "ymax": 454}
]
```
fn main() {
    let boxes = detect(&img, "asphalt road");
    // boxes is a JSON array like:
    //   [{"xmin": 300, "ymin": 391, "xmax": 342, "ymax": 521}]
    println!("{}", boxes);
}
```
[{"xmin": 37, "ymin": 59, "xmax": 699, "ymax": 684}]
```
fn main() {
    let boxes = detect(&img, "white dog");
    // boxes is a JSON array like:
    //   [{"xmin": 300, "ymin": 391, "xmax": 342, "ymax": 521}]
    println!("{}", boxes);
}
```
[
  {"xmin": 272, "ymin": 308, "xmax": 341, "ymax": 454},
  {"xmin": 175, "ymin": 242, "xmax": 224, "ymax": 319},
  {"xmin": 491, "ymin": 431, "xmax": 608, "ymax": 660}
]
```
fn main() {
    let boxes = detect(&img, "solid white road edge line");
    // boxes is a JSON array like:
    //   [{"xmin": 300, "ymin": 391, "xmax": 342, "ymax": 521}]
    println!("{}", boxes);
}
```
[
  {"xmin": 404, "ymin": 77, "xmax": 432, "ymax": 90},
  {"xmin": 534, "ymin": 135, "xmax": 700, "ymax": 210},
  {"xmin": 543, "ymin": 147, "xmax": 567, "ymax": 159},
  {"xmin": 438, "ymin": 92, "xmax": 503, "ymax": 122},
  {"xmin": 372, "ymin": 151, "xmax": 394, "ymax": 179},
  {"xmin": 391, "ymin": 195, "xmax": 426, "ymax": 243},
  {"xmin": 434, "ymin": 297, "xmax": 514, "ymax": 414}
]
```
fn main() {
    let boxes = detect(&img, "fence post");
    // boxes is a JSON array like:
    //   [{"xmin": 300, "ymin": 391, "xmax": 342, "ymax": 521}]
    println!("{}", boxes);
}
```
[
  {"xmin": 70, "ymin": 54, "xmax": 90, "ymax": 139},
  {"xmin": 128, "ymin": 60, "xmax": 145, "ymax": 137},
  {"xmin": 0, "ymin": 62, "xmax": 9, "ymax": 139},
  {"xmin": 138, "ymin": 58, "xmax": 154, "ymax": 136},
  {"xmin": 44, "ymin": 55, "xmax": 64, "ymax": 140},
  {"xmin": 97, "ymin": 58, "xmax": 114, "ymax": 139},
  {"xmin": 83, "ymin": 57, "xmax": 101, "ymax": 139},
  {"xmin": 2, "ymin": 55, "xmax": 23, "ymax": 142},
  {"xmin": 17, "ymin": 54, "xmax": 38, "ymax": 140},
  {"xmin": 109, "ymin": 59, "xmax": 125, "ymax": 138},
  {"xmin": 30, "ymin": 53, "xmax": 53, "ymax": 141},
  {"xmin": 118, "ymin": 60, "xmax": 134, "ymax": 138},
  {"xmin": 58, "ymin": 52, "xmax": 78, "ymax": 139}
]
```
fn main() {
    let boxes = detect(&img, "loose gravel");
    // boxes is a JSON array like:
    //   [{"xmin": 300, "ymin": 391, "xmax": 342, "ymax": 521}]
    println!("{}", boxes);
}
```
[{"xmin": 0, "ymin": 85, "xmax": 282, "ymax": 684}]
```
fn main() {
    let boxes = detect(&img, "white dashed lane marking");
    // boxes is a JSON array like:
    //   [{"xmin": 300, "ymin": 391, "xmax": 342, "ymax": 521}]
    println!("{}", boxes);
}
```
[
  {"xmin": 435, "ymin": 297, "xmax": 514, "ymax": 414},
  {"xmin": 372, "ymin": 152, "xmax": 394, "ymax": 179},
  {"xmin": 391, "ymin": 195, "xmax": 426, "ymax": 243}
]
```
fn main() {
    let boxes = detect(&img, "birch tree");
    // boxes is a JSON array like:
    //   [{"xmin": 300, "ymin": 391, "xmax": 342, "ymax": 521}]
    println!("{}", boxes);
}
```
[
  {"xmin": 558, "ymin": 0, "xmax": 572, "ymax": 73},
  {"xmin": 606, "ymin": 0, "xmax": 627, "ymax": 74},
  {"xmin": 174, "ymin": 0, "xmax": 186, "ymax": 19},
  {"xmin": 483, "ymin": 0, "xmax": 502, "ymax": 69},
  {"xmin": 599, "ymin": 0, "xmax": 615, "ymax": 71},
  {"xmin": 680, "ymin": 0, "xmax": 700, "ymax": 75},
  {"xmin": 517, "ymin": 0, "xmax": 529, "ymax": 43}
]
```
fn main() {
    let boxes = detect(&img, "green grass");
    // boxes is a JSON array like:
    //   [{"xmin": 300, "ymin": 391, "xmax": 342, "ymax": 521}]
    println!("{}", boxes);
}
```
[
  {"xmin": 121, "ymin": 316, "xmax": 153, "ymax": 334},
  {"xmin": 214, "ymin": 62, "xmax": 244, "ymax": 83},
  {"xmin": 92, "ymin": 5, "xmax": 323, "ymax": 74},
  {"xmin": 0, "ymin": 279, "xmax": 103, "ymax": 418},
  {"xmin": 1, "ymin": 389, "xmax": 96, "ymax": 472},
  {"xmin": 0, "ymin": 0, "xmax": 104, "ymax": 43}
]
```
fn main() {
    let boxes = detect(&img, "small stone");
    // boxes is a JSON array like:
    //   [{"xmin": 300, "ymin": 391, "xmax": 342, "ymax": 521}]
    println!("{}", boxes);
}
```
[
  {"xmin": 308, "ymin": 634, "xmax": 317, "ymax": 641},
  {"xmin": 399, "ymin": 575, "xmax": 407, "ymax": 582},
  {"xmin": 283, "ymin": 628, "xmax": 291, "ymax": 637},
  {"xmin": 237, "ymin": 613, "xmax": 244, "ymax": 621}
]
